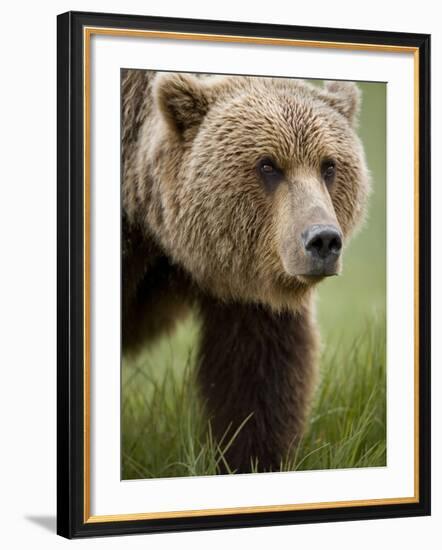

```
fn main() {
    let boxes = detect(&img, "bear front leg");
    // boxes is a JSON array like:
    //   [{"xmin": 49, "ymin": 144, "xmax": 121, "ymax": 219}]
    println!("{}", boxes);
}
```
[{"xmin": 197, "ymin": 298, "xmax": 319, "ymax": 474}]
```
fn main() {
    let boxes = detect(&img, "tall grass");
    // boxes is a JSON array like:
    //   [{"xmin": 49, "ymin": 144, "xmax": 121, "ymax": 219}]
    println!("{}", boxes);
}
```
[{"xmin": 121, "ymin": 316, "xmax": 386, "ymax": 479}]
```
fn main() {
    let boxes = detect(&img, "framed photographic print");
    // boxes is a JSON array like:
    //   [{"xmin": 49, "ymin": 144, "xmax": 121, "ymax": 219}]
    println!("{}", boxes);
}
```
[{"xmin": 57, "ymin": 11, "xmax": 431, "ymax": 538}]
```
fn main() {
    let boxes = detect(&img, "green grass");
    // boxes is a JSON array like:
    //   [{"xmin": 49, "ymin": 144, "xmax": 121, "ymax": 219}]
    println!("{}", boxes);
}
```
[
  {"xmin": 122, "ymin": 314, "xmax": 386, "ymax": 479},
  {"xmin": 289, "ymin": 320, "xmax": 386, "ymax": 472}
]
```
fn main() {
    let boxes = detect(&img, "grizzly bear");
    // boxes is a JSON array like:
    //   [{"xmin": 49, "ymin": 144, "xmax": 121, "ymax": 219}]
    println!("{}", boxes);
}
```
[{"xmin": 122, "ymin": 69, "xmax": 370, "ymax": 473}]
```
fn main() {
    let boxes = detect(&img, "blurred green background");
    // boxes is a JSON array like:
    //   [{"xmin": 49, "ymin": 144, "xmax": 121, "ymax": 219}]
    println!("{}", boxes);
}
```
[
  {"xmin": 121, "ymin": 80, "xmax": 387, "ymax": 479},
  {"xmin": 317, "ymin": 81, "xmax": 386, "ymax": 342}
]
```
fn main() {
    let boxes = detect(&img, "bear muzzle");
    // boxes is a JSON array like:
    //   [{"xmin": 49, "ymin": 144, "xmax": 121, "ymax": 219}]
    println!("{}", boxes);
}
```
[
  {"xmin": 301, "ymin": 224, "xmax": 343, "ymax": 276},
  {"xmin": 279, "ymin": 222, "xmax": 343, "ymax": 280}
]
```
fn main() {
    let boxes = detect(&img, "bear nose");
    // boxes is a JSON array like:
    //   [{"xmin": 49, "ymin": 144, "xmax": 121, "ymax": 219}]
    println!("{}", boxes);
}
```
[{"xmin": 303, "ymin": 224, "xmax": 342, "ymax": 261}]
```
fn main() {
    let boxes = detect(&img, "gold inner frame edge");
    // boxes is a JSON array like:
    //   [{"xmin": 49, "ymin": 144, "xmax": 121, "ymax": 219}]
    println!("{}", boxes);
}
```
[{"xmin": 82, "ymin": 26, "xmax": 420, "ymax": 524}]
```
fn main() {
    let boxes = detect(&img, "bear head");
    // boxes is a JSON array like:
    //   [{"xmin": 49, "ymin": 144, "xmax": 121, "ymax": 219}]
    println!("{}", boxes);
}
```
[{"xmin": 145, "ymin": 73, "xmax": 370, "ymax": 311}]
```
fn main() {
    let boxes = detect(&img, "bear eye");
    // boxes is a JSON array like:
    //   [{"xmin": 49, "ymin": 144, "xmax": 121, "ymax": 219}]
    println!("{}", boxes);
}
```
[
  {"xmin": 321, "ymin": 159, "xmax": 337, "ymax": 186},
  {"xmin": 261, "ymin": 161, "xmax": 276, "ymax": 174},
  {"xmin": 257, "ymin": 157, "xmax": 284, "ymax": 191}
]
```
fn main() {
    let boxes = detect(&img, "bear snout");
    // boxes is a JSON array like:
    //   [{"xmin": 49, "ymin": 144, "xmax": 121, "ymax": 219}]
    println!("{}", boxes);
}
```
[{"xmin": 301, "ymin": 224, "xmax": 343, "ymax": 276}]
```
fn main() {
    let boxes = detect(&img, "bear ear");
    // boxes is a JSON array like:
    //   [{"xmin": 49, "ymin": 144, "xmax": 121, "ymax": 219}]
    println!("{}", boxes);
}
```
[
  {"xmin": 153, "ymin": 72, "xmax": 210, "ymax": 135},
  {"xmin": 321, "ymin": 81, "xmax": 361, "ymax": 127}
]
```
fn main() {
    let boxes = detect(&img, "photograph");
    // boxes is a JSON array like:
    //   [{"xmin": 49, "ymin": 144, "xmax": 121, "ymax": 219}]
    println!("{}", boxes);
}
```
[
  {"xmin": 56, "ymin": 11, "xmax": 430, "ymax": 538},
  {"xmin": 1, "ymin": 1, "xmax": 438, "ymax": 548},
  {"xmin": 121, "ymin": 70, "xmax": 387, "ymax": 479}
]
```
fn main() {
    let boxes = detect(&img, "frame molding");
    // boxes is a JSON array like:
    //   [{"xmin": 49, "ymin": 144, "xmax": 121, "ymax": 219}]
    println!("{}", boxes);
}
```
[{"xmin": 57, "ymin": 10, "xmax": 431, "ymax": 538}]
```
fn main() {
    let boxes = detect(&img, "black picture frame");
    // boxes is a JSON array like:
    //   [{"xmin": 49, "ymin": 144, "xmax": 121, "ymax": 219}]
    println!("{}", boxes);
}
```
[{"xmin": 57, "ymin": 10, "xmax": 431, "ymax": 539}]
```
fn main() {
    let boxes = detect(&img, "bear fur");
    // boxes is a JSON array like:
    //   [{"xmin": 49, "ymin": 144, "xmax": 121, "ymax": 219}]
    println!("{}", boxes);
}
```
[{"xmin": 122, "ymin": 69, "xmax": 370, "ymax": 473}]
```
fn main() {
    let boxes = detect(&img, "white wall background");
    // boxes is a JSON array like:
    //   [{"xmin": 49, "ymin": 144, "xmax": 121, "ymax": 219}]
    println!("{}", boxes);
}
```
[{"xmin": 0, "ymin": 1, "xmax": 439, "ymax": 548}]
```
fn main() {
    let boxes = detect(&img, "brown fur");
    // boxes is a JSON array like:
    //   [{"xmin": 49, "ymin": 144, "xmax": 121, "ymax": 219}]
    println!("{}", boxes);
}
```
[
  {"xmin": 122, "ymin": 69, "xmax": 370, "ymax": 473},
  {"xmin": 198, "ymin": 298, "xmax": 319, "ymax": 472}
]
